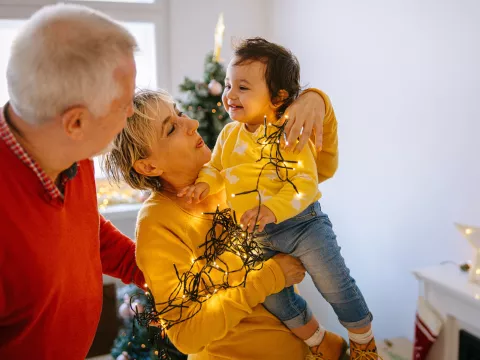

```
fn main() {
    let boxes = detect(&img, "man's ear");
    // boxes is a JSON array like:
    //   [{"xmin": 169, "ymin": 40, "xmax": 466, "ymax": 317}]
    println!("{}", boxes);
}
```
[
  {"xmin": 61, "ymin": 106, "xmax": 90, "ymax": 140},
  {"xmin": 271, "ymin": 89, "xmax": 289, "ymax": 108},
  {"xmin": 134, "ymin": 158, "xmax": 164, "ymax": 177}
]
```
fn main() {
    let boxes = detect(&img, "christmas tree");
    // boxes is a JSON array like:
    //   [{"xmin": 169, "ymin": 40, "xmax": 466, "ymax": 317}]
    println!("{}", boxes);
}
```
[
  {"xmin": 111, "ymin": 284, "xmax": 186, "ymax": 360},
  {"xmin": 177, "ymin": 51, "xmax": 230, "ymax": 149}
]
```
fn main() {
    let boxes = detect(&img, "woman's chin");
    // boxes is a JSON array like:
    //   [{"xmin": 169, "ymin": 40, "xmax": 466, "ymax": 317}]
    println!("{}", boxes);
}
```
[{"xmin": 196, "ymin": 147, "xmax": 212, "ymax": 168}]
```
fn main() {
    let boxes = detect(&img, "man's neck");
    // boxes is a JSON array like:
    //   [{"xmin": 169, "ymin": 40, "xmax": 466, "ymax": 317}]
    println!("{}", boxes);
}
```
[{"xmin": 6, "ymin": 106, "xmax": 69, "ymax": 182}]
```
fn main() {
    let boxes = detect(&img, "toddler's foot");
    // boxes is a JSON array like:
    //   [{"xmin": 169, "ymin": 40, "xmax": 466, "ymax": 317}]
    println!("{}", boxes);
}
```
[
  {"xmin": 305, "ymin": 331, "xmax": 348, "ymax": 360},
  {"xmin": 349, "ymin": 338, "xmax": 382, "ymax": 360}
]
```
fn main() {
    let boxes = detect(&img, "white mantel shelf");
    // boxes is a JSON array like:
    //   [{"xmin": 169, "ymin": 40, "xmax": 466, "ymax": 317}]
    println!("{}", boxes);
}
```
[
  {"xmin": 413, "ymin": 264, "xmax": 480, "ymax": 360},
  {"xmin": 413, "ymin": 264, "xmax": 480, "ymax": 308}
]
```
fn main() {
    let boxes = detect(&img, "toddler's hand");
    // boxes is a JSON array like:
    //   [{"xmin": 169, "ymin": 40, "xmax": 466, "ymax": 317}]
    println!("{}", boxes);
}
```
[
  {"xmin": 240, "ymin": 205, "xmax": 276, "ymax": 233},
  {"xmin": 177, "ymin": 182, "xmax": 210, "ymax": 204}
]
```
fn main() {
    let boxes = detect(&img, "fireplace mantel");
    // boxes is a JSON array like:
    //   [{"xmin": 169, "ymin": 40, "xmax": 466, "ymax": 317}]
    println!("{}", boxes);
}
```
[{"xmin": 413, "ymin": 264, "xmax": 480, "ymax": 360}]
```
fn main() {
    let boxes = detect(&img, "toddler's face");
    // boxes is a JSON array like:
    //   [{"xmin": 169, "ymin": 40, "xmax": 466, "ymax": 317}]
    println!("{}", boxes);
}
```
[{"xmin": 222, "ymin": 57, "xmax": 276, "ymax": 130}]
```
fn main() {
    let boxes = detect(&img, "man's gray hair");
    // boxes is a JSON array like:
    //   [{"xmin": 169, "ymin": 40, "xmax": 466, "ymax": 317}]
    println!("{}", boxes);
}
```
[{"xmin": 6, "ymin": 3, "xmax": 137, "ymax": 124}]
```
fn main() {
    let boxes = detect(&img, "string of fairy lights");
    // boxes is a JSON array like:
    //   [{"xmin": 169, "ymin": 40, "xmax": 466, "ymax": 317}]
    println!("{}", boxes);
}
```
[{"xmin": 129, "ymin": 116, "xmax": 300, "ymax": 359}]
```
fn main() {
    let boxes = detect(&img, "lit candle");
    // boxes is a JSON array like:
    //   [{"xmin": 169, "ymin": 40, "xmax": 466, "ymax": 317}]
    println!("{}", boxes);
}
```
[{"xmin": 213, "ymin": 13, "xmax": 225, "ymax": 62}]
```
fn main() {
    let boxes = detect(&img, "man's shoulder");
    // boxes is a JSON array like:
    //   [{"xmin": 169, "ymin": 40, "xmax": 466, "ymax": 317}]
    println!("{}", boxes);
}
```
[{"xmin": 0, "ymin": 140, "xmax": 28, "ymax": 182}]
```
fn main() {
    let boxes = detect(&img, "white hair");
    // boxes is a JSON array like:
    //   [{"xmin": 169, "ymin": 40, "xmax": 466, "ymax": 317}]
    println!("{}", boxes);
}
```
[{"xmin": 6, "ymin": 3, "xmax": 137, "ymax": 124}]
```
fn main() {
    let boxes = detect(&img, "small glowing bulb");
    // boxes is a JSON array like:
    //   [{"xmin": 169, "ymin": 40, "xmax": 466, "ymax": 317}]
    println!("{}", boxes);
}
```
[
  {"xmin": 466, "ymin": 228, "xmax": 473, "ymax": 235},
  {"xmin": 206, "ymin": 295, "xmax": 210, "ymax": 299},
  {"xmin": 298, "ymin": 161, "xmax": 303, "ymax": 167},
  {"xmin": 214, "ymin": 289, "xmax": 218, "ymax": 293},
  {"xmin": 231, "ymin": 194, "xmax": 236, "ymax": 198},
  {"xmin": 285, "ymin": 115, "xmax": 289, "ymax": 120},
  {"xmin": 276, "ymin": 140, "xmax": 280, "ymax": 143},
  {"xmin": 144, "ymin": 283, "xmax": 148, "ymax": 288},
  {"xmin": 182, "ymin": 295, "xmax": 186, "ymax": 299},
  {"xmin": 191, "ymin": 258, "xmax": 195, "ymax": 264},
  {"xmin": 141, "ymin": 344, "xmax": 146, "ymax": 349},
  {"xmin": 145, "ymin": 291, "xmax": 150, "ymax": 296},
  {"xmin": 225, "ymin": 271, "xmax": 228, "ymax": 275},
  {"xmin": 155, "ymin": 351, "xmax": 159, "ymax": 356},
  {"xmin": 285, "ymin": 141, "xmax": 289, "ymax": 146},
  {"xmin": 292, "ymin": 168, "xmax": 296, "ymax": 171},
  {"xmin": 295, "ymin": 192, "xmax": 303, "ymax": 199}
]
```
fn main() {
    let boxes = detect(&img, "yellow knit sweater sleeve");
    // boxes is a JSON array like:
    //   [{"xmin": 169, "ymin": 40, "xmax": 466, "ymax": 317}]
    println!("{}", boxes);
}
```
[
  {"xmin": 136, "ymin": 215, "xmax": 286, "ymax": 355},
  {"xmin": 301, "ymin": 88, "xmax": 339, "ymax": 183},
  {"xmin": 262, "ymin": 143, "xmax": 320, "ymax": 223},
  {"xmin": 196, "ymin": 122, "xmax": 236, "ymax": 194}
]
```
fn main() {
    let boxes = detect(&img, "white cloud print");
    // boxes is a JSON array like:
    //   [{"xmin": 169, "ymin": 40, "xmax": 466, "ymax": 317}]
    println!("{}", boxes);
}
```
[
  {"xmin": 225, "ymin": 168, "xmax": 239, "ymax": 184},
  {"xmin": 233, "ymin": 140, "xmax": 248, "ymax": 156}
]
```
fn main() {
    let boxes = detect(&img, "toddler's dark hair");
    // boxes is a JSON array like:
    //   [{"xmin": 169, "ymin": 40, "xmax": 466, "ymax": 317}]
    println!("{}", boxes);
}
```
[{"xmin": 233, "ymin": 37, "xmax": 301, "ymax": 117}]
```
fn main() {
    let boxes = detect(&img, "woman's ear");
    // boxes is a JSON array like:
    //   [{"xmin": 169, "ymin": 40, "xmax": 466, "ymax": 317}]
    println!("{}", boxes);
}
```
[
  {"xmin": 133, "ymin": 159, "xmax": 164, "ymax": 177},
  {"xmin": 271, "ymin": 89, "xmax": 289, "ymax": 109}
]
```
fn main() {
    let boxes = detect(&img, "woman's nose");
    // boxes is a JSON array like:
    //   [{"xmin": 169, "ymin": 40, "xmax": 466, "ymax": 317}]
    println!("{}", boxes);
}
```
[{"xmin": 186, "ymin": 118, "xmax": 199, "ymax": 135}]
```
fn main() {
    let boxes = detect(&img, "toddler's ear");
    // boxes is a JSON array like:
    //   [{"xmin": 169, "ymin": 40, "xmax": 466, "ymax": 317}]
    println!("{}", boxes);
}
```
[{"xmin": 271, "ymin": 89, "xmax": 289, "ymax": 108}]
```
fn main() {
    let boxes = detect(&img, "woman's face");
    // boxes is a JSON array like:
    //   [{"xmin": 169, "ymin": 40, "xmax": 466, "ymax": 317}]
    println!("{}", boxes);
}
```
[{"xmin": 147, "ymin": 99, "xmax": 212, "ymax": 182}]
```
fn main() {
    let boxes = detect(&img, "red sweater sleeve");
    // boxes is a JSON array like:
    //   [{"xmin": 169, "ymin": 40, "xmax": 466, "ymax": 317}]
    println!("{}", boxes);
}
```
[{"xmin": 99, "ymin": 215, "xmax": 145, "ymax": 287}]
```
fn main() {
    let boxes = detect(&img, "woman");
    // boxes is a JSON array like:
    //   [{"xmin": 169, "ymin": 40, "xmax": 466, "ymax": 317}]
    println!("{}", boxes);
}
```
[{"xmin": 103, "ymin": 88, "xmax": 337, "ymax": 359}]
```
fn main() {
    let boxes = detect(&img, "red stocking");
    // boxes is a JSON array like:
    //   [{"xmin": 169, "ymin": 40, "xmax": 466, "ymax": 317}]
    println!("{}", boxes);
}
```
[{"xmin": 413, "ymin": 296, "xmax": 443, "ymax": 360}]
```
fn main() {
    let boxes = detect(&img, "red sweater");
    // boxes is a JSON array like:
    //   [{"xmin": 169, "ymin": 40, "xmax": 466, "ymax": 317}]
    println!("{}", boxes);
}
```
[{"xmin": 0, "ymin": 138, "xmax": 145, "ymax": 359}]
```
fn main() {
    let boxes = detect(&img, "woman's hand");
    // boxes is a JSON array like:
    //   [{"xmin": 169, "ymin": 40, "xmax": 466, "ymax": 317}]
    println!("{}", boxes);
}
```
[
  {"xmin": 281, "ymin": 90, "xmax": 326, "ymax": 154},
  {"xmin": 272, "ymin": 254, "xmax": 306, "ymax": 287}
]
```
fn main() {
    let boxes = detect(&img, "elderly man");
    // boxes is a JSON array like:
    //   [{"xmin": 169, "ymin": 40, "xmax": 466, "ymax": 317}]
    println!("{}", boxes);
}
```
[{"xmin": 0, "ymin": 4, "xmax": 144, "ymax": 359}]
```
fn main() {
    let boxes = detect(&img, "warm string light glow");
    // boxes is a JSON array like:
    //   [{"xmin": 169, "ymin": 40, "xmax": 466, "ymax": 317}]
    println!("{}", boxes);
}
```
[
  {"xmin": 132, "ymin": 114, "xmax": 300, "ymax": 359},
  {"xmin": 132, "ymin": 207, "xmax": 264, "ymax": 359},
  {"xmin": 232, "ymin": 115, "xmax": 300, "ymax": 228},
  {"xmin": 96, "ymin": 179, "xmax": 147, "ymax": 210}
]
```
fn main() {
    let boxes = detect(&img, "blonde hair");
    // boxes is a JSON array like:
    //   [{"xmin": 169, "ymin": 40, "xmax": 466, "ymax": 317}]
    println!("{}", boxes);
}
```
[
  {"xmin": 102, "ymin": 89, "xmax": 174, "ymax": 192},
  {"xmin": 7, "ymin": 3, "xmax": 137, "ymax": 124}
]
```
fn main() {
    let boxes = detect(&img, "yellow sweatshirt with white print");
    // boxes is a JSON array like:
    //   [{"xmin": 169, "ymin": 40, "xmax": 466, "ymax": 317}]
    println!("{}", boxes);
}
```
[{"xmin": 196, "ymin": 89, "xmax": 338, "ymax": 223}]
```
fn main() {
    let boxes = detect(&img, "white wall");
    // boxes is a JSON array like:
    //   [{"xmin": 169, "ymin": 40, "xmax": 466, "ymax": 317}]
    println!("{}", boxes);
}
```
[
  {"xmin": 268, "ymin": 0, "xmax": 480, "ymax": 340},
  {"xmin": 167, "ymin": 0, "xmax": 270, "ymax": 96}
]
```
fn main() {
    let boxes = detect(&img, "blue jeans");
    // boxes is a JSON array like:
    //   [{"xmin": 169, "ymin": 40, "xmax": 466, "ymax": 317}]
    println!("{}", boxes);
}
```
[{"xmin": 254, "ymin": 202, "xmax": 373, "ymax": 330}]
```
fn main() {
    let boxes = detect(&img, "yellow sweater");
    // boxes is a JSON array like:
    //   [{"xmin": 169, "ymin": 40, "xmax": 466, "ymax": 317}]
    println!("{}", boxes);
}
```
[
  {"xmin": 136, "ymin": 193, "xmax": 309, "ymax": 360},
  {"xmin": 196, "ymin": 89, "xmax": 338, "ymax": 223}
]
